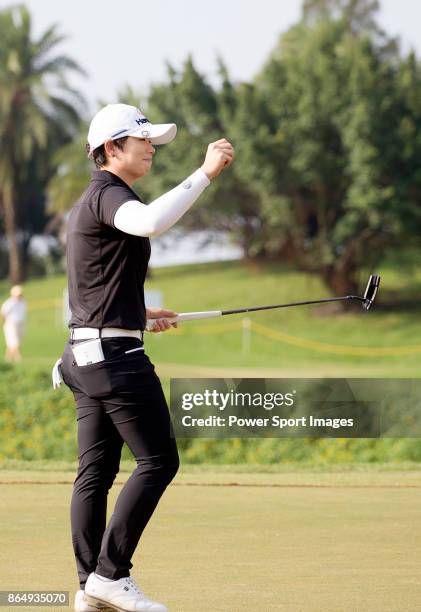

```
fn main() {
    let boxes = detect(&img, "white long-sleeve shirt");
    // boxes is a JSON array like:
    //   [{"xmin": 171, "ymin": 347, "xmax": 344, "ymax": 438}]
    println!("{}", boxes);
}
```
[
  {"xmin": 0, "ymin": 297, "xmax": 27, "ymax": 324},
  {"xmin": 113, "ymin": 168, "xmax": 210, "ymax": 237}
]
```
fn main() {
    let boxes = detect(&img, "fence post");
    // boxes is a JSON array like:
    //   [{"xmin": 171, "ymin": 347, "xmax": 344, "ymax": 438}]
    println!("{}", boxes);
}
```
[{"xmin": 242, "ymin": 317, "xmax": 251, "ymax": 355}]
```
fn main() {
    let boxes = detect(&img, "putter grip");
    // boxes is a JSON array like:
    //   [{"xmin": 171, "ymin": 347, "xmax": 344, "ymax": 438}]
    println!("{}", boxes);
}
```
[
  {"xmin": 145, "ymin": 310, "xmax": 222, "ymax": 331},
  {"xmin": 145, "ymin": 316, "xmax": 178, "ymax": 331}
]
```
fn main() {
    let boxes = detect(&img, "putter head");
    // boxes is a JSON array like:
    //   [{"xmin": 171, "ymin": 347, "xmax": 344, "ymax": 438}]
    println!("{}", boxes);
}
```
[{"xmin": 363, "ymin": 274, "xmax": 380, "ymax": 310}]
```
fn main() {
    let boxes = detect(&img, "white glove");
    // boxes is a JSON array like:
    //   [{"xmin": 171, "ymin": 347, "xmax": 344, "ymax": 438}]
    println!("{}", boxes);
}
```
[{"xmin": 52, "ymin": 358, "xmax": 64, "ymax": 390}]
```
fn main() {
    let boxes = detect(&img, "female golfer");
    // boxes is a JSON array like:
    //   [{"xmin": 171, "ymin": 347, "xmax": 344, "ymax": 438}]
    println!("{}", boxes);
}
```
[{"xmin": 58, "ymin": 103, "xmax": 234, "ymax": 612}]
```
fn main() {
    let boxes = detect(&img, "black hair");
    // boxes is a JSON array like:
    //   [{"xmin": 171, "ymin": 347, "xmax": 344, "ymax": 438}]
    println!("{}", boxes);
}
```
[{"xmin": 85, "ymin": 136, "xmax": 129, "ymax": 169}]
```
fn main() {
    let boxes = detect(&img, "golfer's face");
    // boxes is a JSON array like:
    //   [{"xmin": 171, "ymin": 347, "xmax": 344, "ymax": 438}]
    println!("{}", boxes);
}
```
[{"xmin": 121, "ymin": 136, "xmax": 156, "ymax": 178}]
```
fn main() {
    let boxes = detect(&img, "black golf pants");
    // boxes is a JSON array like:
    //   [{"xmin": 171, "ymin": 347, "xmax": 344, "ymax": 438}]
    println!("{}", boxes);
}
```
[{"xmin": 60, "ymin": 337, "xmax": 179, "ymax": 589}]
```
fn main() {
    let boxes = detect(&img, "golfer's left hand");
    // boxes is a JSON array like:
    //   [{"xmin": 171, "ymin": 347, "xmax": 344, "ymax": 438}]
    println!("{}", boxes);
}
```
[{"xmin": 146, "ymin": 307, "xmax": 178, "ymax": 332}]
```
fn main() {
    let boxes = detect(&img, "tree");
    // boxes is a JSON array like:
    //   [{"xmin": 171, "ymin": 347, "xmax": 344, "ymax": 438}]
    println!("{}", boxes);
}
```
[
  {"xmin": 248, "ymin": 6, "xmax": 421, "ymax": 295},
  {"xmin": 0, "ymin": 4, "xmax": 84, "ymax": 283},
  {"xmin": 46, "ymin": 127, "xmax": 91, "ymax": 217},
  {"xmin": 302, "ymin": 0, "xmax": 382, "ymax": 36}
]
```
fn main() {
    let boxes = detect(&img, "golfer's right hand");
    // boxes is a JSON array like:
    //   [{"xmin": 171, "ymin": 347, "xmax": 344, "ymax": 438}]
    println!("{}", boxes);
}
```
[{"xmin": 201, "ymin": 138, "xmax": 235, "ymax": 180}]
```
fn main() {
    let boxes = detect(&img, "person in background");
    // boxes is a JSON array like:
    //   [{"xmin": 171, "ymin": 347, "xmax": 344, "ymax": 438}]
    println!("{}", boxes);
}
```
[{"xmin": 0, "ymin": 285, "xmax": 27, "ymax": 362}]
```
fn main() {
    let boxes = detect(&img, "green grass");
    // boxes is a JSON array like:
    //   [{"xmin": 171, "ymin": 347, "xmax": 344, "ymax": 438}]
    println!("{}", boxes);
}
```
[
  {"xmin": 3, "ymin": 458, "xmax": 421, "ymax": 473},
  {"xmin": 0, "ymin": 466, "xmax": 420, "ymax": 611},
  {"xmin": 2, "ymin": 260, "xmax": 421, "ymax": 377}
]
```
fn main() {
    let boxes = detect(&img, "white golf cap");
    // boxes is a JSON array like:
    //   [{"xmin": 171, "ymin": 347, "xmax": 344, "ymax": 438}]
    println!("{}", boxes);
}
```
[{"xmin": 87, "ymin": 103, "xmax": 177, "ymax": 156}]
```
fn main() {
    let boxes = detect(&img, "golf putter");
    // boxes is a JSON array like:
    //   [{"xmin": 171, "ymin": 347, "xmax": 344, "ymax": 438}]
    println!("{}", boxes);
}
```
[
  {"xmin": 362, "ymin": 274, "xmax": 380, "ymax": 310},
  {"xmin": 145, "ymin": 273, "xmax": 381, "ymax": 330}
]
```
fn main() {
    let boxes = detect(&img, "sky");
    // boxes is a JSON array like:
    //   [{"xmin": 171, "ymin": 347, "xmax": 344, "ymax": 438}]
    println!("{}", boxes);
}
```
[{"xmin": 1, "ymin": 0, "xmax": 420, "ymax": 116}]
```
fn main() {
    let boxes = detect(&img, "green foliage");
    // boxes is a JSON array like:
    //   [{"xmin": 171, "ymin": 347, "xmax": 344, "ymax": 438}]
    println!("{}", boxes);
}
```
[
  {"xmin": 0, "ymin": 362, "xmax": 77, "ymax": 460},
  {"xmin": 302, "ymin": 0, "xmax": 382, "ymax": 36},
  {"xmin": 253, "ymin": 9, "xmax": 421, "ymax": 294},
  {"xmin": 1, "ymin": 360, "xmax": 420, "ymax": 464},
  {"xmin": 46, "ymin": 127, "xmax": 91, "ymax": 214},
  {"xmin": 0, "ymin": 4, "xmax": 85, "ymax": 281}
]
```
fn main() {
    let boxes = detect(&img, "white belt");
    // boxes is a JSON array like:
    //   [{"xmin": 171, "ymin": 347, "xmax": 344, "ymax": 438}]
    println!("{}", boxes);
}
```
[{"xmin": 70, "ymin": 327, "xmax": 143, "ymax": 340}]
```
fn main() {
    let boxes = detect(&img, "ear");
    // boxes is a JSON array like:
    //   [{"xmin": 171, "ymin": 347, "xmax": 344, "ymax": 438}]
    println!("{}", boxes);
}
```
[{"xmin": 104, "ymin": 139, "xmax": 116, "ymax": 158}]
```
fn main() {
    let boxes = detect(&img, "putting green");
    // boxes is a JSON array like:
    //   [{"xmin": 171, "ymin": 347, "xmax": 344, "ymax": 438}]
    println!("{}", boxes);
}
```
[{"xmin": 0, "ymin": 466, "xmax": 420, "ymax": 611}]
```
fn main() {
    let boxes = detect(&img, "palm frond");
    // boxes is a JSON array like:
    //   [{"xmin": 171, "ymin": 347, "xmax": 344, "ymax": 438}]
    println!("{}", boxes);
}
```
[
  {"xmin": 35, "ymin": 23, "xmax": 66, "ymax": 60},
  {"xmin": 34, "ymin": 54, "xmax": 86, "ymax": 77}
]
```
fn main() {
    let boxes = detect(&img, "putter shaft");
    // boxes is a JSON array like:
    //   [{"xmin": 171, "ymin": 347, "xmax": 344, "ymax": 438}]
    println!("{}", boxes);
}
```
[{"xmin": 145, "ymin": 274, "xmax": 380, "ymax": 330}]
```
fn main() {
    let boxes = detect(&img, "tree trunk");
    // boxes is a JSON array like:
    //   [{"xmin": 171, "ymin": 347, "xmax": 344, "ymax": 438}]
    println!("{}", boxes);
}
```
[
  {"xmin": 328, "ymin": 265, "xmax": 358, "ymax": 296},
  {"xmin": 1, "ymin": 189, "xmax": 23, "ymax": 284},
  {"xmin": 323, "ymin": 257, "xmax": 359, "ymax": 300}
]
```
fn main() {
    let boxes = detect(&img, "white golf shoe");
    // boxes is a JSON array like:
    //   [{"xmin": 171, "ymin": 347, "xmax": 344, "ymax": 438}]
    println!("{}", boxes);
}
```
[
  {"xmin": 84, "ymin": 572, "xmax": 168, "ymax": 612},
  {"xmin": 74, "ymin": 589, "xmax": 114, "ymax": 611}
]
